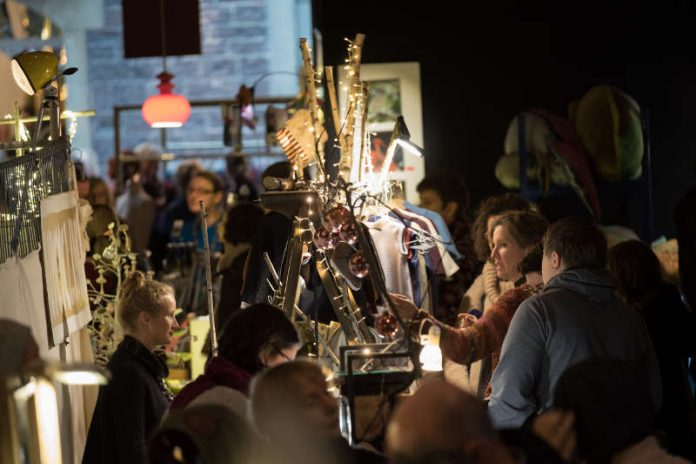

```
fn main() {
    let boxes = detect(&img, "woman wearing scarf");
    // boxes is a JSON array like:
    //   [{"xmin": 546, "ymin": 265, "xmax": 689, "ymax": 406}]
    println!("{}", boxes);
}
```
[{"xmin": 170, "ymin": 303, "xmax": 300, "ymax": 418}]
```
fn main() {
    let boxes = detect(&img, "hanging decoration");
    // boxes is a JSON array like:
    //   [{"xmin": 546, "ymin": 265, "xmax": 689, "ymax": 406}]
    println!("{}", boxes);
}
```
[
  {"xmin": 141, "ymin": 0, "xmax": 191, "ymax": 128},
  {"xmin": 142, "ymin": 72, "xmax": 191, "ymax": 128}
]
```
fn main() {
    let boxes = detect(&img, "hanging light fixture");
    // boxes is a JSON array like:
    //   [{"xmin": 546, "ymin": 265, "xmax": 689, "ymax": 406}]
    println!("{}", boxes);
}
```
[
  {"xmin": 142, "ymin": 71, "xmax": 191, "ymax": 128},
  {"xmin": 141, "ymin": 0, "xmax": 191, "ymax": 128}
]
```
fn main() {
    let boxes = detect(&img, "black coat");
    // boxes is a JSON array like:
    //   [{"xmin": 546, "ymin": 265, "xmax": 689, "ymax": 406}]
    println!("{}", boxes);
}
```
[
  {"xmin": 642, "ymin": 285, "xmax": 696, "ymax": 460},
  {"xmin": 82, "ymin": 336, "xmax": 170, "ymax": 464}
]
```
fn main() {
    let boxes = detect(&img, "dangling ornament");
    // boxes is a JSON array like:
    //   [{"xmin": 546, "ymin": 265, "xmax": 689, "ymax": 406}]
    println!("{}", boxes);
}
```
[
  {"xmin": 338, "ymin": 221, "xmax": 358, "ymax": 244},
  {"xmin": 323, "ymin": 206, "xmax": 351, "ymax": 232},
  {"xmin": 348, "ymin": 251, "xmax": 369, "ymax": 278},
  {"xmin": 375, "ymin": 312, "xmax": 400, "ymax": 338},
  {"xmin": 313, "ymin": 228, "xmax": 333, "ymax": 250}
]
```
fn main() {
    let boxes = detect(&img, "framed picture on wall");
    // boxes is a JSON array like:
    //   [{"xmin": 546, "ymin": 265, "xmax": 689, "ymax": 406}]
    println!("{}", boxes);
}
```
[{"xmin": 339, "ymin": 62, "xmax": 425, "ymax": 202}]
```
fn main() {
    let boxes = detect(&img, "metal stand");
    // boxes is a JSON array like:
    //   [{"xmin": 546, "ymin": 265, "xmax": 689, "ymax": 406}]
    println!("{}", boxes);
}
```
[{"xmin": 338, "ymin": 344, "xmax": 415, "ymax": 446}]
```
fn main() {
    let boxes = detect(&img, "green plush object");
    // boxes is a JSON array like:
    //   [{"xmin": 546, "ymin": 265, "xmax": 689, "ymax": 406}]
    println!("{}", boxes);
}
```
[{"xmin": 571, "ymin": 85, "xmax": 643, "ymax": 182}]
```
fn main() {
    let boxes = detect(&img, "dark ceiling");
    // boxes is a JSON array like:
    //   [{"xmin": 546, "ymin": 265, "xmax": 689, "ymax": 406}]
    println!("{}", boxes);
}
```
[{"xmin": 314, "ymin": 0, "xmax": 696, "ymax": 239}]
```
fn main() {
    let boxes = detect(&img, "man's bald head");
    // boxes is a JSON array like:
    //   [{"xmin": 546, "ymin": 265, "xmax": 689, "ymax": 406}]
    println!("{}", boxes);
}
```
[{"xmin": 387, "ymin": 381, "xmax": 498, "ymax": 458}]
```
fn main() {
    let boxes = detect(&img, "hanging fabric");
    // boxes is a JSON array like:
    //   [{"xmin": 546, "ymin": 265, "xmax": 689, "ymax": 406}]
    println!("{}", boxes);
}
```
[
  {"xmin": 0, "ymin": 249, "xmax": 50, "ymax": 353},
  {"xmin": 366, "ymin": 216, "xmax": 414, "ymax": 300},
  {"xmin": 41, "ymin": 191, "xmax": 91, "ymax": 344},
  {"xmin": 392, "ymin": 207, "xmax": 460, "ymax": 279}
]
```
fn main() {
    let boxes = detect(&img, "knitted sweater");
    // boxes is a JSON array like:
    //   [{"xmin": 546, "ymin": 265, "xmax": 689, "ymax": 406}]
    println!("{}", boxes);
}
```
[
  {"xmin": 440, "ymin": 284, "xmax": 537, "ymax": 374},
  {"xmin": 445, "ymin": 261, "xmax": 515, "ymax": 397}
]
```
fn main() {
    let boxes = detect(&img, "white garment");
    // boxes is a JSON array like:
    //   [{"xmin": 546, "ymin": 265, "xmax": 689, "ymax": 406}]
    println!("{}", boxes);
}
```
[
  {"xmin": 0, "ymin": 249, "xmax": 50, "ymax": 353},
  {"xmin": 0, "ymin": 250, "xmax": 96, "ymax": 464},
  {"xmin": 367, "ymin": 216, "xmax": 413, "ymax": 301},
  {"xmin": 41, "ymin": 191, "xmax": 91, "ymax": 345}
]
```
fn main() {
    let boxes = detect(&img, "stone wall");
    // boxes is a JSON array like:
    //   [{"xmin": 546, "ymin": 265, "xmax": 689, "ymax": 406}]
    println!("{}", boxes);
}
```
[{"xmin": 86, "ymin": 0, "xmax": 298, "ymax": 176}]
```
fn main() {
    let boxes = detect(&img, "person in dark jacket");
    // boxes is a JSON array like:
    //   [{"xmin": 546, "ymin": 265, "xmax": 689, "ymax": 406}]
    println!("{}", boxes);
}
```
[
  {"xmin": 608, "ymin": 240, "xmax": 696, "ymax": 461},
  {"xmin": 488, "ymin": 217, "xmax": 661, "ymax": 428},
  {"xmin": 554, "ymin": 358, "xmax": 689, "ymax": 464},
  {"xmin": 216, "ymin": 202, "xmax": 265, "ymax": 332},
  {"xmin": 169, "ymin": 303, "xmax": 300, "ymax": 416},
  {"xmin": 83, "ymin": 271, "xmax": 179, "ymax": 464}
]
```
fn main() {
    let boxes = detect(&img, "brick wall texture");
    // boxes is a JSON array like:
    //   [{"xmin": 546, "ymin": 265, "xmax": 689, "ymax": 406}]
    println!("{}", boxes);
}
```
[{"xmin": 86, "ymin": 0, "xmax": 283, "ymax": 175}]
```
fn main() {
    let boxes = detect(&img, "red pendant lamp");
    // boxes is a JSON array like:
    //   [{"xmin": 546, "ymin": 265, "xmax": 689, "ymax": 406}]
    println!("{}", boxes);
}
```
[
  {"xmin": 141, "ymin": 0, "xmax": 191, "ymax": 128},
  {"xmin": 142, "ymin": 71, "xmax": 191, "ymax": 128}
]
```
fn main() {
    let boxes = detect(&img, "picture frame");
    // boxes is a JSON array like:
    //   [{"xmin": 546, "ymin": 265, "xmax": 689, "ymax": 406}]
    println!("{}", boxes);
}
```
[{"xmin": 339, "ymin": 62, "xmax": 425, "ymax": 202}]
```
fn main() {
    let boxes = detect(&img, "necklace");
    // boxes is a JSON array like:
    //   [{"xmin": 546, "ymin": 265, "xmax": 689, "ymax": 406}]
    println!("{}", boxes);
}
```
[{"xmin": 159, "ymin": 378, "xmax": 174, "ymax": 402}]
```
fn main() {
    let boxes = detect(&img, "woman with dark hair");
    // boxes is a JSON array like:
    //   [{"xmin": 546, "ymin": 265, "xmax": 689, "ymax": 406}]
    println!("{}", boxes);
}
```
[
  {"xmin": 174, "ymin": 170, "xmax": 226, "ymax": 253},
  {"xmin": 88, "ymin": 176, "xmax": 114, "ymax": 208},
  {"xmin": 169, "ymin": 303, "xmax": 300, "ymax": 417},
  {"xmin": 608, "ymin": 240, "xmax": 696, "ymax": 461},
  {"xmin": 216, "ymin": 202, "xmax": 265, "ymax": 332}
]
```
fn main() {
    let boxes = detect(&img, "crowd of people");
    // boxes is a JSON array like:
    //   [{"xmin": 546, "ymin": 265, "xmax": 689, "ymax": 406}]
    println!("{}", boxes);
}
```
[{"xmin": 5, "ymin": 144, "xmax": 695, "ymax": 464}]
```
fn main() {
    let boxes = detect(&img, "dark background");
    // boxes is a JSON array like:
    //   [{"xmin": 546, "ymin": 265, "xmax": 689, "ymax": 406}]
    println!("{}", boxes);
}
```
[{"xmin": 313, "ymin": 0, "xmax": 696, "ymax": 239}]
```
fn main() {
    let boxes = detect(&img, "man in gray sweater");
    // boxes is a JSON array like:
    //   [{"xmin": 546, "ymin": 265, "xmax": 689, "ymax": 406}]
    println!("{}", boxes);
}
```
[{"xmin": 489, "ymin": 217, "xmax": 661, "ymax": 428}]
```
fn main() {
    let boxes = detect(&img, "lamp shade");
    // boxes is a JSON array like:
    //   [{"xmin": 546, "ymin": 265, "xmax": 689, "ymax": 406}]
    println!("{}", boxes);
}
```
[
  {"xmin": 11, "ymin": 51, "xmax": 59, "ymax": 95},
  {"xmin": 142, "ymin": 71, "xmax": 191, "ymax": 128}
]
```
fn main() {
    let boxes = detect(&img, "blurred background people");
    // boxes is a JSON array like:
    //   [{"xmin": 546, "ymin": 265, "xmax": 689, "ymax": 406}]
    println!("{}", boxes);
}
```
[
  {"xmin": 417, "ymin": 172, "xmax": 478, "ymax": 325},
  {"xmin": 173, "ymin": 170, "xmax": 225, "ymax": 254},
  {"xmin": 554, "ymin": 358, "xmax": 689, "ymax": 464},
  {"xmin": 115, "ymin": 153, "xmax": 155, "ymax": 260},
  {"xmin": 216, "ymin": 202, "xmax": 265, "ymax": 331},
  {"xmin": 87, "ymin": 176, "xmax": 113, "ymax": 208},
  {"xmin": 250, "ymin": 360, "xmax": 384, "ymax": 464},
  {"xmin": 608, "ymin": 240, "xmax": 696, "ymax": 461},
  {"xmin": 148, "ymin": 404, "xmax": 253, "ymax": 464}
]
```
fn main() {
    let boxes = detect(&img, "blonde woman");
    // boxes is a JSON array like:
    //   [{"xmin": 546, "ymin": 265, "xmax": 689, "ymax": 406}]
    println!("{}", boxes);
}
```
[{"xmin": 83, "ymin": 271, "xmax": 178, "ymax": 464}]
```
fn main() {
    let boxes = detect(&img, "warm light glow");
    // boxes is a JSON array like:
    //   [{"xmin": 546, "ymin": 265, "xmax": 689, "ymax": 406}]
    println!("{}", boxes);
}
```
[
  {"xmin": 142, "ymin": 93, "xmax": 191, "ymax": 128},
  {"xmin": 142, "ymin": 72, "xmax": 191, "ymax": 128},
  {"xmin": 13, "ymin": 380, "xmax": 37, "ymax": 402},
  {"xmin": 396, "ymin": 139, "xmax": 424, "ymax": 158},
  {"xmin": 11, "ymin": 60, "xmax": 34, "ymax": 95},
  {"xmin": 35, "ymin": 379, "xmax": 62, "ymax": 464},
  {"xmin": 419, "ymin": 325, "xmax": 443, "ymax": 372},
  {"xmin": 53, "ymin": 370, "xmax": 108, "ymax": 386},
  {"xmin": 419, "ymin": 344, "xmax": 443, "ymax": 372}
]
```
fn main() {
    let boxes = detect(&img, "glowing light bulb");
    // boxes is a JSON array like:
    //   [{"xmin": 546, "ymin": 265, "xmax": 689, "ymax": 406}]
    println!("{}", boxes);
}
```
[{"xmin": 419, "ymin": 325, "xmax": 443, "ymax": 372}]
